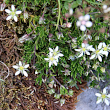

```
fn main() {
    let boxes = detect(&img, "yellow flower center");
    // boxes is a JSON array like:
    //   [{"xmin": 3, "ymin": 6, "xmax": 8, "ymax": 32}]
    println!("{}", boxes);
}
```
[
  {"xmin": 104, "ymin": 47, "xmax": 107, "ymax": 51},
  {"xmin": 53, "ymin": 51, "xmax": 57, "ymax": 56},
  {"xmin": 96, "ymin": 50, "xmax": 99, "ymax": 54},
  {"xmin": 101, "ymin": 94, "xmax": 106, "ymax": 99},
  {"xmin": 82, "ymin": 48, "xmax": 86, "ymax": 51},
  {"xmin": 50, "ymin": 57, "xmax": 54, "ymax": 61},
  {"xmin": 19, "ymin": 66, "xmax": 24, "ymax": 70},
  {"xmin": 11, "ymin": 12, "xmax": 15, "ymax": 16}
]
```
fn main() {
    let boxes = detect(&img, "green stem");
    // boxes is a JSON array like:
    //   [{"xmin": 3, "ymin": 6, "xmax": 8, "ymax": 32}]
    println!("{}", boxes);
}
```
[{"xmin": 56, "ymin": 0, "xmax": 60, "ymax": 30}]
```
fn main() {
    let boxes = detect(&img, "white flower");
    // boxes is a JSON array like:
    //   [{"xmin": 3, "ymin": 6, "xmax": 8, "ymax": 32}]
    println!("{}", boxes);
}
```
[
  {"xmin": 49, "ymin": 46, "xmax": 64, "ymax": 58},
  {"xmin": 75, "ymin": 43, "xmax": 94, "ymax": 57},
  {"xmin": 76, "ymin": 14, "xmax": 92, "ymax": 31},
  {"xmin": 90, "ymin": 43, "xmax": 103, "ymax": 62},
  {"xmin": 12, "ymin": 61, "xmax": 29, "ymax": 77},
  {"xmin": 101, "ymin": 42, "xmax": 110, "ymax": 57},
  {"xmin": 5, "ymin": 5, "xmax": 22, "ymax": 22},
  {"xmin": 95, "ymin": 88, "xmax": 110, "ymax": 106},
  {"xmin": 103, "ymin": 5, "xmax": 110, "ymax": 13},
  {"xmin": 44, "ymin": 46, "xmax": 63, "ymax": 67},
  {"xmin": 44, "ymin": 52, "xmax": 58, "ymax": 67}
]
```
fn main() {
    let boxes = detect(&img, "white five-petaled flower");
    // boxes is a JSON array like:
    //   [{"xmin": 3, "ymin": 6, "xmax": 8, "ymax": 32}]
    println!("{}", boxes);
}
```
[
  {"xmin": 90, "ymin": 43, "xmax": 103, "ymax": 62},
  {"xmin": 5, "ymin": 5, "xmax": 22, "ymax": 22},
  {"xmin": 75, "ymin": 43, "xmax": 94, "ymax": 58},
  {"xmin": 76, "ymin": 14, "xmax": 92, "ymax": 31},
  {"xmin": 49, "ymin": 46, "xmax": 64, "ymax": 58},
  {"xmin": 44, "ymin": 46, "xmax": 63, "ymax": 67},
  {"xmin": 99, "ymin": 42, "xmax": 110, "ymax": 57},
  {"xmin": 95, "ymin": 88, "xmax": 110, "ymax": 106},
  {"xmin": 44, "ymin": 52, "xmax": 59, "ymax": 67},
  {"xmin": 12, "ymin": 61, "xmax": 29, "ymax": 77}
]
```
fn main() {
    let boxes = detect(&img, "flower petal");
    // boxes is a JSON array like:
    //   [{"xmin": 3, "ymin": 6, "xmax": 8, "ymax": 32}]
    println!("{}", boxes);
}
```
[
  {"xmin": 13, "ymin": 65, "xmax": 19, "ymax": 69},
  {"xmin": 53, "ymin": 60, "xmax": 57, "ymax": 66},
  {"xmin": 58, "ymin": 53, "xmax": 64, "ymax": 57},
  {"xmin": 78, "ymin": 52, "xmax": 83, "ymax": 57},
  {"xmin": 49, "ymin": 61, "xmax": 52, "ymax": 67},
  {"xmin": 19, "ymin": 61, "xmax": 22, "ymax": 66},
  {"xmin": 107, "ymin": 94, "xmax": 110, "ymax": 98},
  {"xmin": 49, "ymin": 47, "xmax": 53, "ymax": 52},
  {"xmin": 44, "ymin": 58, "xmax": 49, "ymax": 61},
  {"xmin": 103, "ymin": 88, "xmax": 107, "ymax": 94},
  {"xmin": 23, "ymin": 70, "xmax": 28, "ymax": 77},
  {"xmin": 55, "ymin": 46, "xmax": 58, "ymax": 51},
  {"xmin": 24, "ymin": 64, "xmax": 29, "ymax": 68},
  {"xmin": 82, "ymin": 43, "xmax": 85, "ymax": 47},
  {"xmin": 6, "ymin": 15, "xmax": 12, "ymax": 20},
  {"xmin": 76, "ymin": 21, "xmax": 81, "ymax": 27},
  {"xmin": 96, "ymin": 98, "xmax": 102, "ymax": 104},
  {"xmin": 11, "ymin": 5, "xmax": 15, "ymax": 11},
  {"xmin": 103, "ymin": 5, "xmax": 107, "ymax": 10},
  {"xmin": 84, "ymin": 14, "xmax": 90, "ymax": 21},
  {"xmin": 102, "ymin": 42, "xmax": 106, "ymax": 47},
  {"xmin": 95, "ymin": 93, "xmax": 101, "ymax": 97},
  {"xmin": 86, "ymin": 21, "xmax": 92, "ymax": 27},
  {"xmin": 75, "ymin": 49, "xmax": 81, "ymax": 52},
  {"xmin": 98, "ymin": 43, "xmax": 103, "ymax": 49},
  {"xmin": 15, "ymin": 70, "xmax": 20, "ymax": 76},
  {"xmin": 14, "ymin": 16, "xmax": 18, "ymax": 22},
  {"xmin": 102, "ymin": 51, "xmax": 108, "ymax": 57},
  {"xmin": 90, "ymin": 54, "xmax": 96, "ymax": 60},
  {"xmin": 104, "ymin": 99, "xmax": 109, "ymax": 106},
  {"xmin": 86, "ymin": 51, "xmax": 90, "ymax": 55},
  {"xmin": 98, "ymin": 55, "xmax": 102, "ymax": 62},
  {"xmin": 79, "ymin": 16, "xmax": 84, "ymax": 21},
  {"xmin": 80, "ymin": 25, "xmax": 86, "ymax": 31},
  {"xmin": 5, "ymin": 9, "xmax": 11, "ymax": 13},
  {"xmin": 16, "ymin": 10, "xmax": 22, "ymax": 14}
]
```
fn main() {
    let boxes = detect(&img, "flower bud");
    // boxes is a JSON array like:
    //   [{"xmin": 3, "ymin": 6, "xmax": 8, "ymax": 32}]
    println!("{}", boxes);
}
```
[
  {"xmin": 23, "ymin": 11, "xmax": 28, "ymax": 22},
  {"xmin": 39, "ymin": 17, "xmax": 45, "ymax": 24},
  {"xmin": 0, "ymin": 2, "xmax": 6, "ymax": 11},
  {"xmin": 56, "ymin": 32, "xmax": 64, "ymax": 39},
  {"xmin": 54, "ymin": 94, "xmax": 61, "ymax": 99},
  {"xmin": 100, "ymin": 67, "xmax": 105, "ymax": 73},
  {"xmin": 19, "ymin": 34, "xmax": 29, "ymax": 43},
  {"xmin": 48, "ymin": 89, "xmax": 55, "ymax": 94},
  {"xmin": 92, "ymin": 64, "xmax": 98, "ymax": 70},
  {"xmin": 60, "ymin": 99, "xmax": 65, "ymax": 106},
  {"xmin": 66, "ymin": 22, "xmax": 72, "ymax": 28},
  {"xmin": 69, "ymin": 8, "xmax": 73, "ymax": 15},
  {"xmin": 68, "ymin": 89, "xmax": 73, "ymax": 96},
  {"xmin": 48, "ymin": 33, "xmax": 53, "ymax": 38}
]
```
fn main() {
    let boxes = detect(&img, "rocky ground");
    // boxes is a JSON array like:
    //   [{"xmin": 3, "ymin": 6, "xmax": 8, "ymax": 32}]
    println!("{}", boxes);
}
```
[{"xmin": 75, "ymin": 86, "xmax": 110, "ymax": 110}]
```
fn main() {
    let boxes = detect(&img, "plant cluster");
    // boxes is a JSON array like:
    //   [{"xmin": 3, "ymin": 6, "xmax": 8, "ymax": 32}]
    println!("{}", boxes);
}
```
[{"xmin": 1, "ymin": 0, "xmax": 110, "ymax": 106}]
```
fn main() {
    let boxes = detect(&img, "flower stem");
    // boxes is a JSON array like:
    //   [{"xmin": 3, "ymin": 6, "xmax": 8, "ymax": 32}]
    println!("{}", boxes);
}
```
[{"xmin": 56, "ymin": 0, "xmax": 60, "ymax": 30}]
